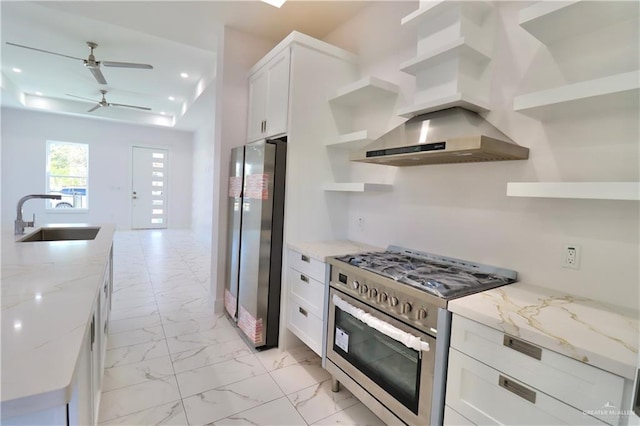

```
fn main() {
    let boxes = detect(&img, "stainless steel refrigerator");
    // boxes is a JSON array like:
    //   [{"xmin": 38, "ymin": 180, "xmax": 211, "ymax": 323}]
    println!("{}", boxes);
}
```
[{"xmin": 224, "ymin": 138, "xmax": 286, "ymax": 349}]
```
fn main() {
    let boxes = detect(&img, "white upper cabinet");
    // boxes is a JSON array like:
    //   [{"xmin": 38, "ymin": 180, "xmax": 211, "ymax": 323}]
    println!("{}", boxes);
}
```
[{"xmin": 247, "ymin": 49, "xmax": 291, "ymax": 142}]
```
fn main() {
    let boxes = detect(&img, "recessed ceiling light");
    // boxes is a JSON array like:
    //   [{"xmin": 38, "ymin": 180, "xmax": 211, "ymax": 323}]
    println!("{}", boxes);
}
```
[
  {"xmin": 168, "ymin": 96, "xmax": 175, "ymax": 101},
  {"xmin": 261, "ymin": 0, "xmax": 287, "ymax": 7},
  {"xmin": 12, "ymin": 68, "xmax": 22, "ymax": 73},
  {"xmin": 180, "ymin": 72, "xmax": 189, "ymax": 79},
  {"xmin": 160, "ymin": 112, "xmax": 166, "ymax": 115},
  {"xmin": 35, "ymin": 91, "xmax": 43, "ymax": 96}
]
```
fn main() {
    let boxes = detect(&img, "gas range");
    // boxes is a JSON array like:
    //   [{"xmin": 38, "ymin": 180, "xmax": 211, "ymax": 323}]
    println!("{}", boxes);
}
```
[
  {"xmin": 325, "ymin": 246, "xmax": 518, "ymax": 425},
  {"xmin": 328, "ymin": 246, "xmax": 517, "ymax": 333},
  {"xmin": 335, "ymin": 246, "xmax": 517, "ymax": 300}
]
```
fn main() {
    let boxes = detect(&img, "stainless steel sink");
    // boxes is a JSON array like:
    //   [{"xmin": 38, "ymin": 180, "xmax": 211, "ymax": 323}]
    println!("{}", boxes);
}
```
[{"xmin": 18, "ymin": 227, "xmax": 101, "ymax": 242}]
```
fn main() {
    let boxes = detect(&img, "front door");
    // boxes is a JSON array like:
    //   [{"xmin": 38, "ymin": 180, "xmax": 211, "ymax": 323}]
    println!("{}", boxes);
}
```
[{"xmin": 132, "ymin": 146, "xmax": 168, "ymax": 229}]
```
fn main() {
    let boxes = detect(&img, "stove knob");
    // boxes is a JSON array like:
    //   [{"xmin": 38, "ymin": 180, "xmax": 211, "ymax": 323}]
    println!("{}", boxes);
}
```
[
  {"xmin": 361, "ymin": 284, "xmax": 368, "ymax": 294},
  {"xmin": 401, "ymin": 302, "xmax": 412, "ymax": 314},
  {"xmin": 417, "ymin": 309, "xmax": 428, "ymax": 320},
  {"xmin": 389, "ymin": 296, "xmax": 399, "ymax": 307},
  {"xmin": 352, "ymin": 281, "xmax": 360, "ymax": 290},
  {"xmin": 379, "ymin": 292, "xmax": 388, "ymax": 303},
  {"xmin": 370, "ymin": 288, "xmax": 378, "ymax": 299}
]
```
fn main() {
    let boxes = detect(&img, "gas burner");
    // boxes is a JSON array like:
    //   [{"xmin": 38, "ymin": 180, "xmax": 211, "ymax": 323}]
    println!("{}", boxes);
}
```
[{"xmin": 334, "ymin": 249, "xmax": 515, "ymax": 299}]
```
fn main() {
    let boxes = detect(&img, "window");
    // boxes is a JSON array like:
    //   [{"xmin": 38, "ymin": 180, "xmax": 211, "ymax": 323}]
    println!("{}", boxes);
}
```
[{"xmin": 46, "ymin": 141, "xmax": 89, "ymax": 209}]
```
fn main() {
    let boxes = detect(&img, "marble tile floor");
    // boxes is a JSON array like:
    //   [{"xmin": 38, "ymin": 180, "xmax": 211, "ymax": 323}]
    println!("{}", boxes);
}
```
[{"xmin": 99, "ymin": 230, "xmax": 385, "ymax": 426}]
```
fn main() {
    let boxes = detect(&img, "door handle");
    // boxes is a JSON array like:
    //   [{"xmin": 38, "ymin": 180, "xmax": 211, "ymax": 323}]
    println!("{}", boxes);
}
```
[
  {"xmin": 503, "ymin": 335, "xmax": 542, "ymax": 360},
  {"xmin": 498, "ymin": 375, "xmax": 536, "ymax": 404},
  {"xmin": 299, "ymin": 307, "xmax": 308, "ymax": 317}
]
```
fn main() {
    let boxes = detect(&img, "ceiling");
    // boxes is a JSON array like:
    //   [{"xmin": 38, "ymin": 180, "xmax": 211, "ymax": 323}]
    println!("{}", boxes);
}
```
[{"xmin": 0, "ymin": 1, "xmax": 370, "ymax": 131}]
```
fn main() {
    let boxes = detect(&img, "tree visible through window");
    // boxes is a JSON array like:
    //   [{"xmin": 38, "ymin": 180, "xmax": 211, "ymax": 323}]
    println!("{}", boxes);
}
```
[{"xmin": 46, "ymin": 141, "xmax": 89, "ymax": 209}]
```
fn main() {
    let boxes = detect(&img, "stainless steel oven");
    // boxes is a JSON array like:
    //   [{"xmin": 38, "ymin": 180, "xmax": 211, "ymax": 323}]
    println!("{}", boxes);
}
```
[
  {"xmin": 327, "ymin": 287, "xmax": 436, "ymax": 425},
  {"xmin": 325, "ymin": 248, "xmax": 517, "ymax": 425}
]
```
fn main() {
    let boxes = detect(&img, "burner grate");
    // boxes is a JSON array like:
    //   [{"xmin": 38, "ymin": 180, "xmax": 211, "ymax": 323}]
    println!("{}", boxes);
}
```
[{"xmin": 335, "ymin": 250, "xmax": 514, "ymax": 298}]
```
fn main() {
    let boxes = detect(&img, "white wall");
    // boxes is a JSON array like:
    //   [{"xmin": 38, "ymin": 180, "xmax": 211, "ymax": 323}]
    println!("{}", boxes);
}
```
[
  {"xmin": 1, "ymin": 107, "xmax": 194, "ymax": 230},
  {"xmin": 324, "ymin": 1, "xmax": 639, "ymax": 310},
  {"xmin": 191, "ymin": 85, "xmax": 216, "ymax": 246},
  {"xmin": 210, "ymin": 27, "xmax": 274, "ymax": 311}
]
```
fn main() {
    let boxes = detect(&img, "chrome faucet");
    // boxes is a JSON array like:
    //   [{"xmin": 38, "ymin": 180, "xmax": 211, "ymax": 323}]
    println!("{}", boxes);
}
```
[{"xmin": 15, "ymin": 194, "xmax": 62, "ymax": 235}]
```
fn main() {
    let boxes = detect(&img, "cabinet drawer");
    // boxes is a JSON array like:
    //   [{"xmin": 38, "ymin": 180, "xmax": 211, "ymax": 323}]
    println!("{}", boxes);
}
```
[
  {"xmin": 451, "ymin": 315, "xmax": 624, "ymax": 424},
  {"xmin": 288, "ymin": 249, "xmax": 325, "ymax": 282},
  {"xmin": 444, "ymin": 405, "xmax": 475, "ymax": 425},
  {"xmin": 289, "ymin": 269, "xmax": 324, "ymax": 318},
  {"xmin": 287, "ymin": 298, "xmax": 323, "ymax": 356},
  {"xmin": 446, "ymin": 349, "xmax": 606, "ymax": 425}
]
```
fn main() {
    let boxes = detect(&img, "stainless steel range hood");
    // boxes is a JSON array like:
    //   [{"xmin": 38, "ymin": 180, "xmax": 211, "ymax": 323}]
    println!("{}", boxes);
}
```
[{"xmin": 350, "ymin": 108, "xmax": 529, "ymax": 166}]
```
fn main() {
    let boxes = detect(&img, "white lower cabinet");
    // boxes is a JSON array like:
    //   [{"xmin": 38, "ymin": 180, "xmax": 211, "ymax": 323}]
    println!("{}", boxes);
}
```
[
  {"xmin": 444, "ymin": 405, "xmax": 474, "ymax": 426},
  {"xmin": 287, "ymin": 249, "xmax": 326, "ymax": 356},
  {"xmin": 446, "ymin": 315, "xmax": 623, "ymax": 425}
]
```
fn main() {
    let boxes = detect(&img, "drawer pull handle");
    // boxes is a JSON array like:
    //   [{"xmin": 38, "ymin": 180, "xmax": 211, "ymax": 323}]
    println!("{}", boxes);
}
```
[
  {"xmin": 503, "ymin": 335, "xmax": 542, "ymax": 360},
  {"xmin": 300, "ymin": 274, "xmax": 309, "ymax": 283},
  {"xmin": 499, "ymin": 375, "xmax": 536, "ymax": 404},
  {"xmin": 299, "ymin": 307, "xmax": 308, "ymax": 317},
  {"xmin": 301, "ymin": 254, "xmax": 310, "ymax": 262}
]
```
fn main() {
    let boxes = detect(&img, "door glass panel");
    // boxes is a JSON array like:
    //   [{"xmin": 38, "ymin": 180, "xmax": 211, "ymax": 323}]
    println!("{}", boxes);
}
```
[{"xmin": 334, "ymin": 307, "xmax": 421, "ymax": 413}]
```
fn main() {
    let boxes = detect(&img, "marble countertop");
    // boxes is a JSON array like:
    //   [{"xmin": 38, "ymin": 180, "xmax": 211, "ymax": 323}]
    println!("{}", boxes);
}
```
[
  {"xmin": 448, "ymin": 282, "xmax": 639, "ymax": 380},
  {"xmin": 1, "ymin": 223, "xmax": 115, "ymax": 419},
  {"xmin": 287, "ymin": 240, "xmax": 382, "ymax": 262}
]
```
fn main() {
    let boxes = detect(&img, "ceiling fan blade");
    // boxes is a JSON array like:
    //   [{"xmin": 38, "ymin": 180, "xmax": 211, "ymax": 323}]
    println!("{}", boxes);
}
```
[
  {"xmin": 66, "ymin": 94, "xmax": 98, "ymax": 102},
  {"xmin": 87, "ymin": 104, "xmax": 102, "ymax": 112},
  {"xmin": 87, "ymin": 66, "xmax": 108, "ymax": 85},
  {"xmin": 102, "ymin": 61, "xmax": 153, "ymax": 69},
  {"xmin": 5, "ymin": 42, "xmax": 84, "ymax": 61},
  {"xmin": 110, "ymin": 103, "xmax": 152, "ymax": 111}
]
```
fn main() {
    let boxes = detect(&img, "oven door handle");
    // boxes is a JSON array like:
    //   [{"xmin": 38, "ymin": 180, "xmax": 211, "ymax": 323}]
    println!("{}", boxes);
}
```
[{"xmin": 333, "ymin": 294, "xmax": 430, "ymax": 352}]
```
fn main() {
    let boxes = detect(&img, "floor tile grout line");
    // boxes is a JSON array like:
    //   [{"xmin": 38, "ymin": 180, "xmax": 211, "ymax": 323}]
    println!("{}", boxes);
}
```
[{"xmin": 96, "ymin": 398, "xmax": 184, "ymax": 425}]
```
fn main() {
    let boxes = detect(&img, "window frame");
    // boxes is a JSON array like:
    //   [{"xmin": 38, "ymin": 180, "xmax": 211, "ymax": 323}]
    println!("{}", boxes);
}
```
[{"xmin": 45, "ymin": 140, "xmax": 90, "ymax": 212}]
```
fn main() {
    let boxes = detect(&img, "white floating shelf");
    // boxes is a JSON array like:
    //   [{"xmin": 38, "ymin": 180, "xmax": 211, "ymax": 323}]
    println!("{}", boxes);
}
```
[
  {"xmin": 513, "ymin": 71, "xmax": 640, "ymax": 119},
  {"xmin": 323, "ymin": 183, "xmax": 393, "ymax": 193},
  {"xmin": 325, "ymin": 130, "xmax": 373, "ymax": 150},
  {"xmin": 519, "ymin": 0, "xmax": 640, "ymax": 45},
  {"xmin": 401, "ymin": 1, "xmax": 492, "ymax": 27},
  {"xmin": 400, "ymin": 38, "xmax": 491, "ymax": 76},
  {"xmin": 328, "ymin": 76, "xmax": 400, "ymax": 107},
  {"xmin": 507, "ymin": 182, "xmax": 640, "ymax": 201},
  {"xmin": 398, "ymin": 93, "xmax": 490, "ymax": 118}
]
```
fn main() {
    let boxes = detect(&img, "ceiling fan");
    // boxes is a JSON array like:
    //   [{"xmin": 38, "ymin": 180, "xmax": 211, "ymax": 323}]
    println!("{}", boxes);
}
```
[
  {"xmin": 68, "ymin": 90, "xmax": 152, "ymax": 112},
  {"xmin": 6, "ymin": 41, "xmax": 153, "ymax": 85}
]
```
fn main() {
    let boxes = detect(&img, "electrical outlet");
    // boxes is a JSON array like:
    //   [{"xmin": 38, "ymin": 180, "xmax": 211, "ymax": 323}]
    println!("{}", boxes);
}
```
[
  {"xmin": 357, "ymin": 216, "xmax": 365, "ymax": 230},
  {"xmin": 562, "ymin": 244, "xmax": 580, "ymax": 269}
]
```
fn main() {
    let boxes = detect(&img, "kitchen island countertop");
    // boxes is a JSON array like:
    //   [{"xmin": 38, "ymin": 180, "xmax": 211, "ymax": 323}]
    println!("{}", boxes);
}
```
[
  {"xmin": 1, "ymin": 223, "xmax": 115, "ymax": 419},
  {"xmin": 448, "ymin": 282, "xmax": 638, "ymax": 380}
]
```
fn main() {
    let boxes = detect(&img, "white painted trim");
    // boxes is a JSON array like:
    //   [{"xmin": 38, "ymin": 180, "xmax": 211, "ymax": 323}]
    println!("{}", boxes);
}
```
[{"xmin": 249, "ymin": 31, "xmax": 358, "ymax": 75}]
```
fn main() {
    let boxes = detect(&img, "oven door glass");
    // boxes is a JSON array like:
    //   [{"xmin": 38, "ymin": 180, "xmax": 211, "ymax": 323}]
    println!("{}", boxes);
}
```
[{"xmin": 333, "ymin": 305, "xmax": 421, "ymax": 413}]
